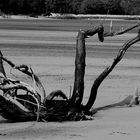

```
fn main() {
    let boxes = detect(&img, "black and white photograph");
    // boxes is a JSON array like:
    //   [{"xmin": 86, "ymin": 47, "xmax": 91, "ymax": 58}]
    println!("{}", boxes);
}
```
[{"xmin": 0, "ymin": 0, "xmax": 140, "ymax": 139}]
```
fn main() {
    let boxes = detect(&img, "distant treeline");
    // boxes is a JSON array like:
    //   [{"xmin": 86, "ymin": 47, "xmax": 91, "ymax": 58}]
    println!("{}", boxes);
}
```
[{"xmin": 0, "ymin": 0, "xmax": 140, "ymax": 16}]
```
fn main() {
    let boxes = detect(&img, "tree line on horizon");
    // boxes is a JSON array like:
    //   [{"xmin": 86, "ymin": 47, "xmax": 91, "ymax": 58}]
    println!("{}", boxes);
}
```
[{"xmin": 0, "ymin": 0, "xmax": 140, "ymax": 16}]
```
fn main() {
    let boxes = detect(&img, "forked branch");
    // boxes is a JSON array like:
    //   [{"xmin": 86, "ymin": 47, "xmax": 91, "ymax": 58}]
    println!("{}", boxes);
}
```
[
  {"xmin": 1, "ymin": 56, "xmax": 46, "ymax": 102},
  {"xmin": 84, "ymin": 29, "xmax": 140, "ymax": 112},
  {"xmin": 70, "ymin": 23, "xmax": 140, "ymax": 110}
]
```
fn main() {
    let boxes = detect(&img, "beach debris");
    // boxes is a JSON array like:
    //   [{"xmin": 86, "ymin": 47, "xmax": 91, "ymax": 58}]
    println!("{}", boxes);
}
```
[{"xmin": 0, "ymin": 23, "xmax": 140, "ymax": 122}]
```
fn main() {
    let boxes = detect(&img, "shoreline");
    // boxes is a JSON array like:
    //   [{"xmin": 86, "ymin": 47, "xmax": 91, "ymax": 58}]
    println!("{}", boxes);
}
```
[{"xmin": 0, "ymin": 14, "xmax": 140, "ymax": 21}]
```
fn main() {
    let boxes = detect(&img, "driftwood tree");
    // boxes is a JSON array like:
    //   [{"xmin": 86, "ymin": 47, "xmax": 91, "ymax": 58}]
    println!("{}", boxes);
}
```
[{"xmin": 0, "ymin": 23, "xmax": 140, "ymax": 122}]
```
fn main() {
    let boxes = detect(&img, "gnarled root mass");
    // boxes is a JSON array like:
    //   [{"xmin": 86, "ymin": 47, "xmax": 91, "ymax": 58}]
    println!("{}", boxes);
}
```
[{"xmin": 0, "ymin": 23, "xmax": 140, "ymax": 122}]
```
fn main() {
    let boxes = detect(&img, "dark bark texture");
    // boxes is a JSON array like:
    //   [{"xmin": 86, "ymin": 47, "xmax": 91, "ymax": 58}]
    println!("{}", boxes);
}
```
[{"xmin": 0, "ymin": 23, "xmax": 140, "ymax": 122}]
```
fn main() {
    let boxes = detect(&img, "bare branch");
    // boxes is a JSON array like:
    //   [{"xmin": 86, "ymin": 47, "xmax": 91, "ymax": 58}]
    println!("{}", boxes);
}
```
[
  {"xmin": 1, "ymin": 56, "xmax": 32, "ymax": 76},
  {"xmin": 84, "ymin": 24, "xmax": 104, "ymax": 42},
  {"xmin": 1, "ymin": 92, "xmax": 30, "ymax": 113},
  {"xmin": 91, "ymin": 94, "xmax": 139, "ymax": 114},
  {"xmin": 0, "ymin": 51, "xmax": 6, "ymax": 77},
  {"xmin": 104, "ymin": 23, "xmax": 140, "ymax": 37},
  {"xmin": 84, "ymin": 29, "xmax": 140, "ymax": 112},
  {"xmin": 70, "ymin": 23, "xmax": 140, "ymax": 109},
  {"xmin": 1, "ymin": 56, "xmax": 46, "ymax": 102}
]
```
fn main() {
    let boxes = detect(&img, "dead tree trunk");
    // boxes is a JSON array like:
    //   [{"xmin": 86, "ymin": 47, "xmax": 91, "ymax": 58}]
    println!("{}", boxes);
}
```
[
  {"xmin": 70, "ymin": 31, "xmax": 86, "ymax": 108},
  {"xmin": 70, "ymin": 25, "xmax": 104, "ymax": 109}
]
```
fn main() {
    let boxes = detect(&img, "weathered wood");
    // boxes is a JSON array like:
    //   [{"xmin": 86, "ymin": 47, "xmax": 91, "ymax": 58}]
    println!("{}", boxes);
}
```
[
  {"xmin": 70, "ymin": 23, "xmax": 140, "ymax": 111},
  {"xmin": 0, "ymin": 23, "xmax": 140, "ymax": 122},
  {"xmin": 0, "ymin": 51, "xmax": 6, "ymax": 77},
  {"xmin": 84, "ymin": 29, "xmax": 140, "ymax": 112},
  {"xmin": 91, "ymin": 93, "xmax": 139, "ymax": 114},
  {"xmin": 1, "ymin": 56, "xmax": 46, "ymax": 103},
  {"xmin": 70, "ymin": 25, "xmax": 104, "ymax": 108},
  {"xmin": 70, "ymin": 30, "xmax": 86, "ymax": 108}
]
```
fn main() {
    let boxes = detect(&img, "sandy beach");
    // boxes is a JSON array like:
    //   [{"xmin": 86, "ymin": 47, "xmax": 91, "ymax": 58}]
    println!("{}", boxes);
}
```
[{"xmin": 0, "ymin": 19, "xmax": 140, "ymax": 139}]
